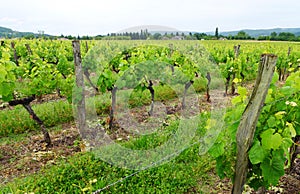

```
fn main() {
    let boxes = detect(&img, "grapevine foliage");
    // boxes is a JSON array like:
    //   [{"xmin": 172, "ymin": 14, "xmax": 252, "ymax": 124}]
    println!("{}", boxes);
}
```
[
  {"xmin": 208, "ymin": 71, "xmax": 300, "ymax": 189},
  {"xmin": 97, "ymin": 45, "xmax": 203, "ymax": 93},
  {"xmin": 0, "ymin": 39, "xmax": 75, "ymax": 102}
]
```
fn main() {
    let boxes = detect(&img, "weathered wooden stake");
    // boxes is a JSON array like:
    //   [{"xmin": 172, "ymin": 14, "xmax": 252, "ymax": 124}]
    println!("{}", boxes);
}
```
[
  {"xmin": 225, "ymin": 76, "xmax": 230, "ymax": 96},
  {"xmin": 10, "ymin": 41, "xmax": 19, "ymax": 66},
  {"xmin": 231, "ymin": 45, "xmax": 240, "ymax": 94},
  {"xmin": 72, "ymin": 40, "xmax": 86, "ymax": 137},
  {"xmin": 283, "ymin": 47, "xmax": 292, "ymax": 80},
  {"xmin": 232, "ymin": 54, "xmax": 277, "ymax": 194},
  {"xmin": 25, "ymin": 44, "xmax": 32, "ymax": 55},
  {"xmin": 234, "ymin": 45, "xmax": 240, "ymax": 59},
  {"xmin": 231, "ymin": 72, "xmax": 236, "ymax": 95},
  {"xmin": 83, "ymin": 41, "xmax": 99, "ymax": 93},
  {"xmin": 85, "ymin": 41, "xmax": 89, "ymax": 53},
  {"xmin": 287, "ymin": 47, "xmax": 292, "ymax": 56},
  {"xmin": 109, "ymin": 87, "xmax": 117, "ymax": 129}
]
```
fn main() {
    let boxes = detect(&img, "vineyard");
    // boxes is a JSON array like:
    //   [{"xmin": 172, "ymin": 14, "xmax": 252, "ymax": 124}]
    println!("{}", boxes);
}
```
[{"xmin": 0, "ymin": 39, "xmax": 299, "ymax": 193}]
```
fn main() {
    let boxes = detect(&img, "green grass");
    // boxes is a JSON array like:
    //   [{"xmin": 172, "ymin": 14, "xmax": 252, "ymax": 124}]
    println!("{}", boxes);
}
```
[
  {"xmin": 0, "ymin": 78, "xmax": 208, "ymax": 137},
  {"xmin": 0, "ymin": 100, "xmax": 73, "ymax": 137},
  {"xmin": 0, "ymin": 113, "xmax": 218, "ymax": 193},
  {"xmin": 1, "ymin": 151, "xmax": 215, "ymax": 193}
]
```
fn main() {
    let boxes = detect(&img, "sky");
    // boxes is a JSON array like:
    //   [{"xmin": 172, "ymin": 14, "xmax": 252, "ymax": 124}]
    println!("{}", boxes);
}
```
[{"xmin": 0, "ymin": 0, "xmax": 299, "ymax": 36}]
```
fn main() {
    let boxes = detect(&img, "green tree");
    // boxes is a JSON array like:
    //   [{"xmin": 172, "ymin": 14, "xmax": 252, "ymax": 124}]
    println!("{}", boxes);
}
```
[
  {"xmin": 194, "ymin": 33, "xmax": 208, "ymax": 40},
  {"xmin": 278, "ymin": 32, "xmax": 296, "ymax": 41},
  {"xmin": 270, "ymin": 32, "xmax": 277, "ymax": 40},
  {"xmin": 153, "ymin": 33, "xmax": 162, "ymax": 40},
  {"xmin": 215, "ymin": 27, "xmax": 219, "ymax": 39},
  {"xmin": 270, "ymin": 32, "xmax": 277, "ymax": 37},
  {"xmin": 235, "ymin": 31, "xmax": 252, "ymax": 40}
]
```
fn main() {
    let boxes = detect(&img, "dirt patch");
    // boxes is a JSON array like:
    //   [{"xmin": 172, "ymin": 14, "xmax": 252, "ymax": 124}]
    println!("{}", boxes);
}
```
[
  {"xmin": 0, "ymin": 123, "xmax": 81, "ymax": 184},
  {"xmin": 104, "ymin": 92, "xmax": 227, "ymax": 140}
]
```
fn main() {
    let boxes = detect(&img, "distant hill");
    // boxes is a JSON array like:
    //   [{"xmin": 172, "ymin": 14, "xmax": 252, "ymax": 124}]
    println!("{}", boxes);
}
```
[
  {"xmin": 215, "ymin": 28, "xmax": 300, "ymax": 38},
  {"xmin": 0, "ymin": 26, "xmax": 52, "ymax": 38},
  {"xmin": 0, "ymin": 26, "xmax": 13, "ymax": 33}
]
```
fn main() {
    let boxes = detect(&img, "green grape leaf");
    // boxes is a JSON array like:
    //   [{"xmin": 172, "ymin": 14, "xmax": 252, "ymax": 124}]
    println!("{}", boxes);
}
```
[
  {"xmin": 261, "ymin": 129, "xmax": 283, "ymax": 150},
  {"xmin": 280, "ymin": 86, "xmax": 295, "ymax": 96},
  {"xmin": 233, "ymin": 78, "xmax": 242, "ymax": 84},
  {"xmin": 274, "ymin": 111, "xmax": 286, "ymax": 120},
  {"xmin": 5, "ymin": 61, "xmax": 16, "ymax": 71},
  {"xmin": 265, "ymin": 89, "xmax": 274, "ymax": 104},
  {"xmin": 215, "ymin": 156, "xmax": 227, "ymax": 179},
  {"xmin": 249, "ymin": 140, "xmax": 266, "ymax": 164},
  {"xmin": 1, "ymin": 51, "xmax": 10, "ymax": 60},
  {"xmin": 237, "ymin": 86, "xmax": 247, "ymax": 97},
  {"xmin": 271, "ymin": 133, "xmax": 283, "ymax": 150},
  {"xmin": 261, "ymin": 149, "xmax": 285, "ymax": 186},
  {"xmin": 267, "ymin": 116, "xmax": 276, "ymax": 128},
  {"xmin": 228, "ymin": 121, "xmax": 239, "ymax": 142},
  {"xmin": 0, "ymin": 65, "xmax": 7, "ymax": 82},
  {"xmin": 0, "ymin": 82, "xmax": 15, "ymax": 101},
  {"xmin": 285, "ymin": 71, "xmax": 300, "ymax": 89},
  {"xmin": 231, "ymin": 96, "xmax": 242, "ymax": 105},
  {"xmin": 286, "ymin": 122, "xmax": 296, "ymax": 137},
  {"xmin": 271, "ymin": 72, "xmax": 279, "ymax": 84},
  {"xmin": 263, "ymin": 104, "xmax": 272, "ymax": 113},
  {"xmin": 208, "ymin": 142, "xmax": 225, "ymax": 158},
  {"xmin": 261, "ymin": 129, "xmax": 275, "ymax": 150},
  {"xmin": 281, "ymin": 138, "xmax": 294, "ymax": 167}
]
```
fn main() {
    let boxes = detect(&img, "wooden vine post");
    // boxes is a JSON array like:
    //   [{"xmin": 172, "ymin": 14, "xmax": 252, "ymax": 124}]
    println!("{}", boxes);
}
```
[
  {"xmin": 25, "ymin": 43, "xmax": 33, "ymax": 55},
  {"xmin": 284, "ymin": 47, "xmax": 292, "ymax": 80},
  {"xmin": 225, "ymin": 45, "xmax": 240, "ymax": 96},
  {"xmin": 10, "ymin": 41, "xmax": 19, "ymax": 66},
  {"xmin": 232, "ymin": 45, "xmax": 240, "ymax": 95},
  {"xmin": 72, "ymin": 40, "xmax": 87, "ymax": 137},
  {"xmin": 109, "ymin": 86, "xmax": 117, "ymax": 129},
  {"xmin": 83, "ymin": 41, "xmax": 99, "ymax": 93},
  {"xmin": 232, "ymin": 54, "xmax": 278, "ymax": 194}
]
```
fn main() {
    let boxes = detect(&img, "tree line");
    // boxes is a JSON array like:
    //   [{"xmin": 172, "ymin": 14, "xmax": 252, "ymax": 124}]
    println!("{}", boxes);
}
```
[{"xmin": 3, "ymin": 27, "xmax": 300, "ymax": 42}]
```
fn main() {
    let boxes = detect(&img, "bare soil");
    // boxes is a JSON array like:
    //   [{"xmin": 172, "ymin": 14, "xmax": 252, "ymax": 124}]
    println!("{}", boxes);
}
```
[{"xmin": 0, "ymin": 122, "xmax": 81, "ymax": 184}]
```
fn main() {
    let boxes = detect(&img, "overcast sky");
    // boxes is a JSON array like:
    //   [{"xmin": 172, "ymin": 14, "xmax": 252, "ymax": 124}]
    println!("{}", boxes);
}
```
[{"xmin": 0, "ymin": 0, "xmax": 299, "ymax": 36}]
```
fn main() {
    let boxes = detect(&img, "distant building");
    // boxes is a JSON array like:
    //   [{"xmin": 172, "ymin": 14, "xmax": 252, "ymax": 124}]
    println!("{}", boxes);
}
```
[
  {"xmin": 58, "ymin": 38, "xmax": 69, "ymax": 41},
  {"xmin": 171, "ymin": 36, "xmax": 184, "ymax": 40}
]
